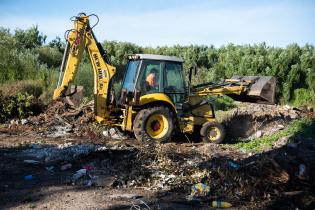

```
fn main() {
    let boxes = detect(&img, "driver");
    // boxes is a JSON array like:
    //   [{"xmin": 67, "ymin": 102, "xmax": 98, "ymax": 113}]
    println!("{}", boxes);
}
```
[{"xmin": 146, "ymin": 68, "xmax": 158, "ymax": 89}]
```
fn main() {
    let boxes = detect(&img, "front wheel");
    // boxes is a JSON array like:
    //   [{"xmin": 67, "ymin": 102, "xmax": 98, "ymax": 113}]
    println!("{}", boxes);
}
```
[
  {"xmin": 200, "ymin": 122, "xmax": 225, "ymax": 143},
  {"xmin": 133, "ymin": 106, "xmax": 175, "ymax": 143}
]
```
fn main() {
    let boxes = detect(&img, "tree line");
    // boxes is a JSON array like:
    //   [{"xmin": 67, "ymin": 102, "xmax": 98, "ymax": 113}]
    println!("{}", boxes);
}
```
[{"xmin": 0, "ymin": 26, "xmax": 314, "ymax": 106}]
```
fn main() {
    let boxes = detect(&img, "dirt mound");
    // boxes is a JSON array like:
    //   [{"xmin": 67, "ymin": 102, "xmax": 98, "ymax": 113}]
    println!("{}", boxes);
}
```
[
  {"xmin": 222, "ymin": 103, "xmax": 303, "ymax": 140},
  {"xmin": 5, "ymin": 100, "xmax": 99, "ymax": 139}
]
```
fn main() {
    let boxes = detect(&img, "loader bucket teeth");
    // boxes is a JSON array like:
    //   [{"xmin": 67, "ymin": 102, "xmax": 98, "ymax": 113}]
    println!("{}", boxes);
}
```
[{"xmin": 229, "ymin": 76, "xmax": 276, "ymax": 104}]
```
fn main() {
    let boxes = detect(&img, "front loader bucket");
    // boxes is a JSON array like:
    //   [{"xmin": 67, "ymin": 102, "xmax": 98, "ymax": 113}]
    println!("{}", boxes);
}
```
[
  {"xmin": 64, "ymin": 85, "xmax": 84, "ymax": 107},
  {"xmin": 229, "ymin": 76, "xmax": 276, "ymax": 104}
]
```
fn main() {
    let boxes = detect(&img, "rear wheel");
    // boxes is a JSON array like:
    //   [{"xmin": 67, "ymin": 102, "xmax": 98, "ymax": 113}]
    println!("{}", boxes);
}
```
[
  {"xmin": 133, "ymin": 106, "xmax": 175, "ymax": 143},
  {"xmin": 200, "ymin": 122, "xmax": 225, "ymax": 143}
]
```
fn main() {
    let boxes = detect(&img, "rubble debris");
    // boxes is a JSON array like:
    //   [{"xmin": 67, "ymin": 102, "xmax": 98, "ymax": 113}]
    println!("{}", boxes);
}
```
[
  {"xmin": 297, "ymin": 164, "xmax": 306, "ymax": 180},
  {"xmin": 60, "ymin": 163, "xmax": 72, "ymax": 171},
  {"xmin": 227, "ymin": 161, "xmax": 240, "ymax": 170},
  {"xmin": 108, "ymin": 193, "xmax": 141, "ymax": 199},
  {"xmin": 20, "ymin": 144, "xmax": 102, "ymax": 162},
  {"xmin": 21, "ymin": 119, "xmax": 28, "ymax": 125},
  {"xmin": 45, "ymin": 166, "xmax": 54, "ymax": 174},
  {"xmin": 103, "ymin": 128, "xmax": 129, "ymax": 140},
  {"xmin": 111, "ymin": 178, "xmax": 124, "ymax": 188},
  {"xmin": 72, "ymin": 169, "xmax": 87, "ymax": 181},
  {"xmin": 130, "ymin": 199, "xmax": 151, "ymax": 210},
  {"xmin": 8, "ymin": 100, "xmax": 97, "ymax": 138},
  {"xmin": 23, "ymin": 160, "xmax": 40, "ymax": 164}
]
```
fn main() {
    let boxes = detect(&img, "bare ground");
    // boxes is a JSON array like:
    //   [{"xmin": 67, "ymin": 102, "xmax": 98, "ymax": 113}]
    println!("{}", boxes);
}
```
[{"xmin": 0, "ymin": 102, "xmax": 314, "ymax": 209}]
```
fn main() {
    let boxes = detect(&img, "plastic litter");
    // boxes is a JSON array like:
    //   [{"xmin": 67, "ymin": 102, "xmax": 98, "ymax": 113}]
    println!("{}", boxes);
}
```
[
  {"xmin": 24, "ymin": 160, "xmax": 40, "ymax": 164},
  {"xmin": 130, "ymin": 198, "xmax": 150, "ymax": 210},
  {"xmin": 297, "ymin": 164, "xmax": 306, "ymax": 179},
  {"xmin": 228, "ymin": 161, "xmax": 240, "ymax": 170},
  {"xmin": 46, "ymin": 166, "xmax": 54, "ymax": 173},
  {"xmin": 24, "ymin": 175, "xmax": 33, "ymax": 180},
  {"xmin": 191, "ymin": 183, "xmax": 210, "ymax": 197},
  {"xmin": 73, "ymin": 169, "xmax": 87, "ymax": 181},
  {"xmin": 83, "ymin": 165, "xmax": 94, "ymax": 171},
  {"xmin": 21, "ymin": 119, "xmax": 28, "ymax": 125},
  {"xmin": 211, "ymin": 201, "xmax": 232, "ymax": 208},
  {"xmin": 60, "ymin": 163, "xmax": 72, "ymax": 171}
]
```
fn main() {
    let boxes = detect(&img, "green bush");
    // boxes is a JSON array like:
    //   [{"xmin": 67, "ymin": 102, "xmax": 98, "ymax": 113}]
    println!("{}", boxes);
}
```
[
  {"xmin": 0, "ymin": 80, "xmax": 43, "ymax": 98},
  {"xmin": 292, "ymin": 88, "xmax": 315, "ymax": 107},
  {"xmin": 0, "ymin": 92, "xmax": 41, "ymax": 122}
]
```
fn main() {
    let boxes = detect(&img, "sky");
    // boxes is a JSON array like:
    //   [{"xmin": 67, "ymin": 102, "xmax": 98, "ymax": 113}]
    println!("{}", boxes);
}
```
[{"xmin": 0, "ymin": 0, "xmax": 314, "ymax": 47}]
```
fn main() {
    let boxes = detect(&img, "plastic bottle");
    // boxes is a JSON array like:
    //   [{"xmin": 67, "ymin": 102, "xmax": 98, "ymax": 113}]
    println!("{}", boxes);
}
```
[{"xmin": 211, "ymin": 201, "xmax": 232, "ymax": 208}]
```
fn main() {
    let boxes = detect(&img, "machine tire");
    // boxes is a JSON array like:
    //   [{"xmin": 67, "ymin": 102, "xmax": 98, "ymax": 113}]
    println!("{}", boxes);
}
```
[
  {"xmin": 133, "ymin": 106, "xmax": 175, "ymax": 143},
  {"xmin": 200, "ymin": 122, "xmax": 225, "ymax": 144}
]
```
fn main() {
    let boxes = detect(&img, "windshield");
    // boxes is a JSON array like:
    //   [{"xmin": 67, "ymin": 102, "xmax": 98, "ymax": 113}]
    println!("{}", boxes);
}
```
[{"xmin": 122, "ymin": 60, "xmax": 140, "ymax": 92}]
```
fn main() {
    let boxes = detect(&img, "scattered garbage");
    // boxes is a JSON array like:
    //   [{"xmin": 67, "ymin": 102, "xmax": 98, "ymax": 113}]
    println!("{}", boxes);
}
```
[
  {"xmin": 297, "ymin": 164, "xmax": 306, "ymax": 180},
  {"xmin": 24, "ymin": 175, "xmax": 33, "ymax": 180},
  {"xmin": 190, "ymin": 183, "xmax": 210, "ymax": 198},
  {"xmin": 23, "ymin": 160, "xmax": 40, "ymax": 164},
  {"xmin": 45, "ymin": 166, "xmax": 54, "ymax": 174},
  {"xmin": 60, "ymin": 163, "xmax": 72, "ymax": 171},
  {"xmin": 130, "ymin": 199, "xmax": 151, "ymax": 210},
  {"xmin": 20, "ymin": 144, "xmax": 102, "ymax": 163},
  {"xmin": 211, "ymin": 201, "xmax": 232, "ymax": 208},
  {"xmin": 111, "ymin": 178, "xmax": 124, "ymax": 188},
  {"xmin": 31, "ymin": 144, "xmax": 42, "ymax": 149},
  {"xmin": 108, "ymin": 193, "xmax": 141, "ymax": 199},
  {"xmin": 102, "ymin": 127, "xmax": 129, "ymax": 140},
  {"xmin": 21, "ymin": 119, "xmax": 28, "ymax": 125},
  {"xmin": 83, "ymin": 165, "xmax": 94, "ymax": 171},
  {"xmin": 73, "ymin": 169, "xmax": 87, "ymax": 181},
  {"xmin": 227, "ymin": 161, "xmax": 240, "ymax": 170}
]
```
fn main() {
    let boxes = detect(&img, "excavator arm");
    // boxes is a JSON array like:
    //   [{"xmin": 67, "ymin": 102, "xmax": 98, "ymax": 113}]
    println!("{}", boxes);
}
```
[
  {"xmin": 191, "ymin": 76, "xmax": 276, "ymax": 104},
  {"xmin": 53, "ymin": 13, "xmax": 116, "ymax": 123}
]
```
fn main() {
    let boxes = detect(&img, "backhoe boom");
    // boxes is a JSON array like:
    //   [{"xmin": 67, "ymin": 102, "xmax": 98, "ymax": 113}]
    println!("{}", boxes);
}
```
[{"xmin": 53, "ymin": 14, "xmax": 116, "ymax": 123}]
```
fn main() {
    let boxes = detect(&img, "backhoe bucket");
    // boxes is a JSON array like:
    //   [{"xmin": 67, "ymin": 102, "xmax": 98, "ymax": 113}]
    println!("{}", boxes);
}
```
[
  {"xmin": 64, "ymin": 85, "xmax": 84, "ymax": 107},
  {"xmin": 229, "ymin": 76, "xmax": 276, "ymax": 104}
]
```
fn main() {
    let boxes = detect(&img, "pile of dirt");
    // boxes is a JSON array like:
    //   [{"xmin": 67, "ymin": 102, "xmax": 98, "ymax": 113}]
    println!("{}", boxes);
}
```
[
  {"xmin": 5, "ymin": 100, "xmax": 99, "ymax": 139},
  {"xmin": 222, "ymin": 103, "xmax": 303, "ymax": 139}
]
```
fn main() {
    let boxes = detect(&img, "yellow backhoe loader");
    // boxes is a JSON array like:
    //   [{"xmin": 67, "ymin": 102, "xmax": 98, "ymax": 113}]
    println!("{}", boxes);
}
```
[{"xmin": 53, "ymin": 13, "xmax": 276, "ymax": 143}]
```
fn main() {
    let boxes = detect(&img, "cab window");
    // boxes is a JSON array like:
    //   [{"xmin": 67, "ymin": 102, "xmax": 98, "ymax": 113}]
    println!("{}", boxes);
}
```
[
  {"xmin": 164, "ymin": 62, "xmax": 185, "ymax": 93},
  {"xmin": 136, "ymin": 60, "xmax": 163, "ymax": 94}
]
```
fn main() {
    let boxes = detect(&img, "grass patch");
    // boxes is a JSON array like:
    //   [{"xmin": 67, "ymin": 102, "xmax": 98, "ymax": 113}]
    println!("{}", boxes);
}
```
[{"xmin": 234, "ymin": 117, "xmax": 315, "ymax": 152}]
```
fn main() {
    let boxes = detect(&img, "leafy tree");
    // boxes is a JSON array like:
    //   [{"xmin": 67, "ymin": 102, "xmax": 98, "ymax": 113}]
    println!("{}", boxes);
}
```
[{"xmin": 14, "ymin": 26, "xmax": 46, "ymax": 49}]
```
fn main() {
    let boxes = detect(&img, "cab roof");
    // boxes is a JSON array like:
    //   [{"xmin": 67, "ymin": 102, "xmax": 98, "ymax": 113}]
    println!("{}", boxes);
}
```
[{"xmin": 129, "ymin": 54, "xmax": 183, "ymax": 63}]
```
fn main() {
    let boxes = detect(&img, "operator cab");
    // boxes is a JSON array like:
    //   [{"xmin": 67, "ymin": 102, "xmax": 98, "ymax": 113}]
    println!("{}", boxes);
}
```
[{"xmin": 121, "ymin": 54, "xmax": 186, "ymax": 109}]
